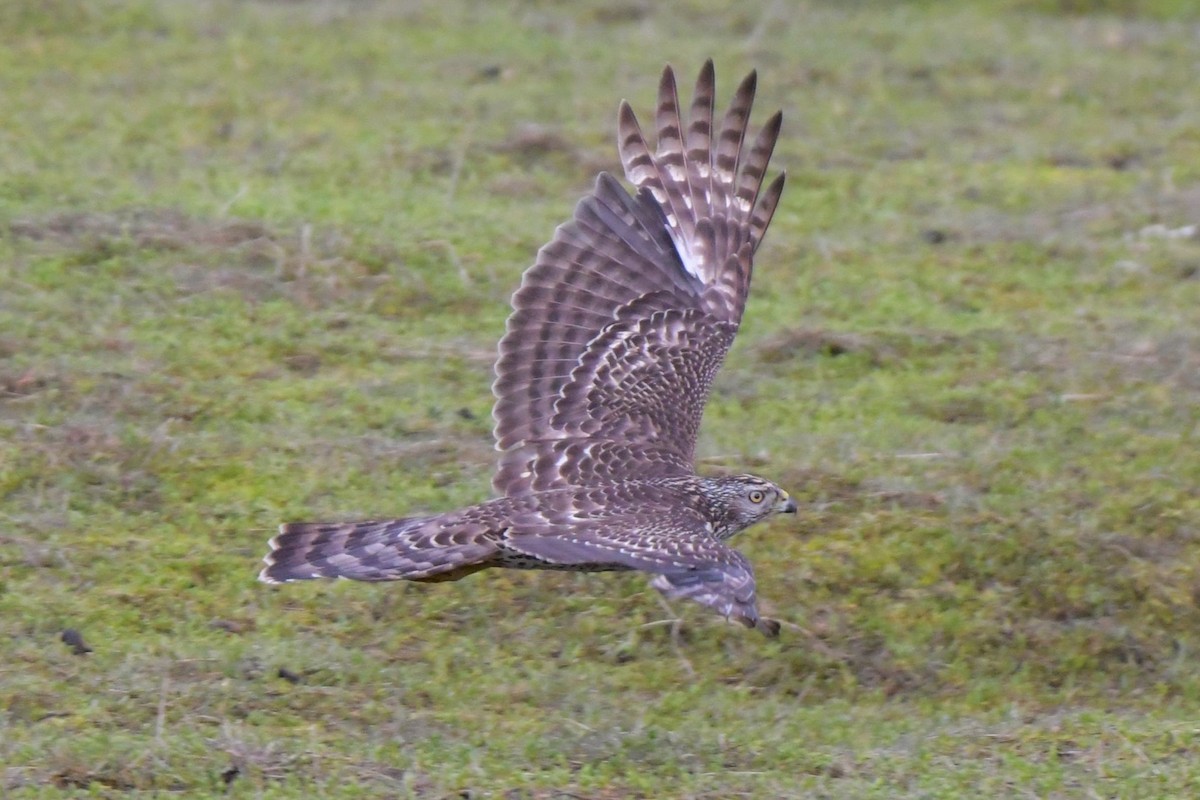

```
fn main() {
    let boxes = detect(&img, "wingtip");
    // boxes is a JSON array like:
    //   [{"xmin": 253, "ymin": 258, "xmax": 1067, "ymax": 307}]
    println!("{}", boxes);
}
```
[
  {"xmin": 594, "ymin": 171, "xmax": 622, "ymax": 193},
  {"xmin": 737, "ymin": 68, "xmax": 758, "ymax": 97},
  {"xmin": 763, "ymin": 108, "xmax": 783, "ymax": 135},
  {"xmin": 617, "ymin": 100, "xmax": 644, "ymax": 140},
  {"xmin": 697, "ymin": 61, "xmax": 715, "ymax": 93}
]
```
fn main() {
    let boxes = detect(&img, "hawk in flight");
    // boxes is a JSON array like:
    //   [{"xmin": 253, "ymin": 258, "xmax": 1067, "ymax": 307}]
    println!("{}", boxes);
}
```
[{"xmin": 260, "ymin": 61, "xmax": 793, "ymax": 635}]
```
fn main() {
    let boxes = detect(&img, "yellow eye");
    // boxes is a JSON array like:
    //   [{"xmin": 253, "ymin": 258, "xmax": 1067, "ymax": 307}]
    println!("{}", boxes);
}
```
[{"xmin": 748, "ymin": 490, "xmax": 765, "ymax": 504}]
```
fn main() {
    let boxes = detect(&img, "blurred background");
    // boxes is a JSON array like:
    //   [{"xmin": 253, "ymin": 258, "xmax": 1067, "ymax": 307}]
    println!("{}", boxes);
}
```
[{"xmin": 2, "ymin": 0, "xmax": 1198, "ymax": 796}]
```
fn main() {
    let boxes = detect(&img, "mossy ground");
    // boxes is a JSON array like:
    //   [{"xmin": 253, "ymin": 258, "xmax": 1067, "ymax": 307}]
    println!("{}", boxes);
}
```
[{"xmin": 2, "ymin": 1, "xmax": 1198, "ymax": 797}]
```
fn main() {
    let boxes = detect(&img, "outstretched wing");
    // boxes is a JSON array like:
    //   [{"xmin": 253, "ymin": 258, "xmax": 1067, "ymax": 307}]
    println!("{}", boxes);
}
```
[
  {"xmin": 503, "ymin": 509, "xmax": 773, "ymax": 633},
  {"xmin": 492, "ymin": 61, "xmax": 785, "ymax": 497}
]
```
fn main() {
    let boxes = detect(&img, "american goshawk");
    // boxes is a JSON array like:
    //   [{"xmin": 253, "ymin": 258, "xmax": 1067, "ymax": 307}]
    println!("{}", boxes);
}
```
[{"xmin": 260, "ymin": 61, "xmax": 793, "ymax": 635}]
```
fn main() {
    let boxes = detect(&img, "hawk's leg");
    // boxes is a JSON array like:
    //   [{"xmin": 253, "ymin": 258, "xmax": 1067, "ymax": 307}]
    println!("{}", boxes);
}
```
[
  {"xmin": 650, "ymin": 565, "xmax": 780, "ymax": 638},
  {"xmin": 651, "ymin": 593, "xmax": 695, "ymax": 676}
]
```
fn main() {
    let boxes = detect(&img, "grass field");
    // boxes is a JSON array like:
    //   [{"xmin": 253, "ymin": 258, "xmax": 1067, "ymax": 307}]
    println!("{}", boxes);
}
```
[{"xmin": 3, "ymin": 0, "xmax": 1199, "ymax": 796}]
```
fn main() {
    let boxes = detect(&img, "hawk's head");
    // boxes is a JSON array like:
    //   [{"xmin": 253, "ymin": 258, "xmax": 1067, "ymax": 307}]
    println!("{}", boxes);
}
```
[{"xmin": 700, "ymin": 474, "xmax": 796, "ymax": 537}]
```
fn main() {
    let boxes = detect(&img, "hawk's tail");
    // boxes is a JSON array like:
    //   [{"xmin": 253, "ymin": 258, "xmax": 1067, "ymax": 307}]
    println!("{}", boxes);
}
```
[
  {"xmin": 259, "ymin": 520, "xmax": 399, "ymax": 583},
  {"xmin": 258, "ymin": 517, "xmax": 498, "ymax": 584}
]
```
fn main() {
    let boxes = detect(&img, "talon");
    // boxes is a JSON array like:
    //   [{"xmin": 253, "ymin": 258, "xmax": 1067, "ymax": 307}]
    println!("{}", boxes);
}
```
[
  {"xmin": 757, "ymin": 617, "xmax": 781, "ymax": 637},
  {"xmin": 731, "ymin": 613, "xmax": 757, "ymax": 629}
]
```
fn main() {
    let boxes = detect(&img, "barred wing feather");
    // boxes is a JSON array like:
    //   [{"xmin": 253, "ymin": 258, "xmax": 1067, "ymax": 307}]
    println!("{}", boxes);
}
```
[{"xmin": 492, "ymin": 61, "xmax": 784, "ymax": 497}]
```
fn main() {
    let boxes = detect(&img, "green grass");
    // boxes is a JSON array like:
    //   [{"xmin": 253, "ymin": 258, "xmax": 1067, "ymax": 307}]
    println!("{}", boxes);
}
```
[{"xmin": 3, "ymin": 0, "xmax": 1199, "ymax": 796}]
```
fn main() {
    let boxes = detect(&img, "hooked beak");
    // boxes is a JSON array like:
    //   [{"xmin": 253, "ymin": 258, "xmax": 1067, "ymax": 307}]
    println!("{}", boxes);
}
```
[{"xmin": 780, "ymin": 494, "xmax": 798, "ymax": 514}]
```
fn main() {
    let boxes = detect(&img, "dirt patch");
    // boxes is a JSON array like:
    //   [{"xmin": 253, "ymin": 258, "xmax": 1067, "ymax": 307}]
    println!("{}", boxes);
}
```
[
  {"xmin": 756, "ymin": 327, "xmax": 975, "ymax": 366},
  {"xmin": 7, "ymin": 209, "xmax": 271, "ymax": 252}
]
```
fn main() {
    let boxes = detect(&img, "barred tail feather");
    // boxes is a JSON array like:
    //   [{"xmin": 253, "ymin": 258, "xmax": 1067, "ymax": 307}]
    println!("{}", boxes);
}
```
[
  {"xmin": 258, "ymin": 518, "xmax": 498, "ymax": 584},
  {"xmin": 259, "ymin": 520, "xmax": 394, "ymax": 583}
]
